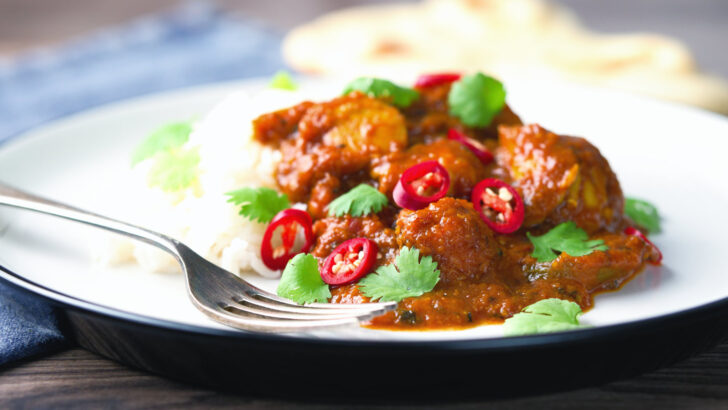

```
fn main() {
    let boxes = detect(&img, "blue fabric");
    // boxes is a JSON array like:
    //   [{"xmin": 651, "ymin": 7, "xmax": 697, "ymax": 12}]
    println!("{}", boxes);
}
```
[
  {"xmin": 0, "ymin": 281, "xmax": 66, "ymax": 365},
  {"xmin": 0, "ymin": 1, "xmax": 284, "ymax": 365}
]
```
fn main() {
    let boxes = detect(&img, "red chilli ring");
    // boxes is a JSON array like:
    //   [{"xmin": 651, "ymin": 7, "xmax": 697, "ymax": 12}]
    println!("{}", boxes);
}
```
[
  {"xmin": 260, "ymin": 208, "xmax": 314, "ymax": 271},
  {"xmin": 448, "ymin": 128, "xmax": 494, "ymax": 165},
  {"xmin": 320, "ymin": 238, "xmax": 379, "ymax": 285},
  {"xmin": 414, "ymin": 72, "xmax": 462, "ymax": 88},
  {"xmin": 624, "ymin": 226, "xmax": 663, "ymax": 265},
  {"xmin": 471, "ymin": 178, "xmax": 525, "ymax": 234},
  {"xmin": 393, "ymin": 160, "xmax": 451, "ymax": 210}
]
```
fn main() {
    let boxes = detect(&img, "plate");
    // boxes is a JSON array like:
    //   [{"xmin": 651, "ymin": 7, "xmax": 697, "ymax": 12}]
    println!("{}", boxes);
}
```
[{"xmin": 2, "ymin": 77, "xmax": 728, "ymax": 397}]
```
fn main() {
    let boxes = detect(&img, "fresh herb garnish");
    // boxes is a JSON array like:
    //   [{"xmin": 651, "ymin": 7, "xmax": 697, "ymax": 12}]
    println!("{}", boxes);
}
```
[
  {"xmin": 342, "ymin": 77, "xmax": 419, "ymax": 108},
  {"xmin": 269, "ymin": 70, "xmax": 298, "ymax": 91},
  {"xmin": 131, "ymin": 122, "xmax": 193, "ymax": 166},
  {"xmin": 625, "ymin": 197, "xmax": 661, "ymax": 233},
  {"xmin": 328, "ymin": 184, "xmax": 388, "ymax": 217},
  {"xmin": 146, "ymin": 148, "xmax": 200, "ymax": 192},
  {"xmin": 503, "ymin": 298, "xmax": 585, "ymax": 336},
  {"xmin": 226, "ymin": 187, "xmax": 290, "ymax": 224},
  {"xmin": 448, "ymin": 72, "xmax": 506, "ymax": 128},
  {"xmin": 276, "ymin": 253, "xmax": 331, "ymax": 304},
  {"xmin": 527, "ymin": 221, "xmax": 608, "ymax": 263},
  {"xmin": 359, "ymin": 247, "xmax": 440, "ymax": 302}
]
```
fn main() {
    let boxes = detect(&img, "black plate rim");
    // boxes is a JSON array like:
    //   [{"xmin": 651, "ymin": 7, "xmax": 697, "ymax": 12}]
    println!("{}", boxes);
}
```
[{"xmin": 3, "ymin": 260, "xmax": 728, "ymax": 352}]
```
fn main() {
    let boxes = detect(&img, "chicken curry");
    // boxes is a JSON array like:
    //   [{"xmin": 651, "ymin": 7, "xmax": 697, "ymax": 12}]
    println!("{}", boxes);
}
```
[{"xmin": 251, "ymin": 73, "xmax": 661, "ymax": 330}]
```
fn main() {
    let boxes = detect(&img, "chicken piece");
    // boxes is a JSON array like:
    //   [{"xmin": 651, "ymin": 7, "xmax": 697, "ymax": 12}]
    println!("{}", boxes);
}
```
[
  {"xmin": 522, "ymin": 232, "xmax": 661, "ymax": 293},
  {"xmin": 252, "ymin": 101, "xmax": 313, "ymax": 146},
  {"xmin": 395, "ymin": 198, "xmax": 501, "ymax": 285},
  {"xmin": 403, "ymin": 82, "xmax": 523, "ymax": 145},
  {"xmin": 312, "ymin": 215, "xmax": 398, "ymax": 266},
  {"xmin": 371, "ymin": 139, "xmax": 489, "ymax": 200},
  {"xmin": 497, "ymin": 124, "xmax": 623, "ymax": 233},
  {"xmin": 255, "ymin": 92, "xmax": 408, "ymax": 215},
  {"xmin": 298, "ymin": 91, "xmax": 408, "ymax": 154}
]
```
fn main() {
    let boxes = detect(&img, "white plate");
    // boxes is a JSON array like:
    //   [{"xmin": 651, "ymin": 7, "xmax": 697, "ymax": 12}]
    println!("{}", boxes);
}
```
[{"xmin": 1, "ymin": 77, "xmax": 727, "ymax": 342}]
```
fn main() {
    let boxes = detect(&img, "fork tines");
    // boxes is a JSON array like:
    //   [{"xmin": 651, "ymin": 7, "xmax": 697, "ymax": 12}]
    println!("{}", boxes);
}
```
[{"xmin": 210, "ymin": 293, "xmax": 397, "ymax": 332}]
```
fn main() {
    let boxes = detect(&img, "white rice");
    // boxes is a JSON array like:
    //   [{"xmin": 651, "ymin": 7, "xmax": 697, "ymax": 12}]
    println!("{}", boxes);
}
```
[{"xmin": 98, "ymin": 88, "xmax": 310, "ymax": 278}]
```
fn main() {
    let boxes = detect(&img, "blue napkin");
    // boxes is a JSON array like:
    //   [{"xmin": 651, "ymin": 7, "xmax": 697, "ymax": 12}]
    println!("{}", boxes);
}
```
[{"xmin": 0, "ymin": 1, "xmax": 284, "ymax": 365}]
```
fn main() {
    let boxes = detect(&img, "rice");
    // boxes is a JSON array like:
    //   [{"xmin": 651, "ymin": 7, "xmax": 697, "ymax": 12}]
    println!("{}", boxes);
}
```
[{"xmin": 99, "ymin": 88, "xmax": 309, "ymax": 278}]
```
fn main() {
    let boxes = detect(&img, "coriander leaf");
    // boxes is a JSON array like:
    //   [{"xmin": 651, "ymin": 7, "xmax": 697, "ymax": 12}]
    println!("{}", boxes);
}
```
[
  {"xmin": 503, "ymin": 298, "xmax": 585, "ymax": 336},
  {"xmin": 328, "ymin": 184, "xmax": 388, "ymax": 217},
  {"xmin": 522, "ymin": 298, "xmax": 583, "ymax": 323},
  {"xmin": 527, "ymin": 221, "xmax": 608, "ymax": 263},
  {"xmin": 342, "ymin": 77, "xmax": 419, "ymax": 108},
  {"xmin": 625, "ymin": 197, "xmax": 661, "ymax": 233},
  {"xmin": 359, "ymin": 247, "xmax": 440, "ymax": 302},
  {"xmin": 269, "ymin": 70, "xmax": 298, "ymax": 91},
  {"xmin": 226, "ymin": 187, "xmax": 290, "ymax": 223},
  {"xmin": 276, "ymin": 253, "xmax": 331, "ymax": 304},
  {"xmin": 131, "ymin": 122, "xmax": 193, "ymax": 166},
  {"xmin": 448, "ymin": 72, "xmax": 506, "ymax": 128},
  {"xmin": 147, "ymin": 148, "xmax": 200, "ymax": 192}
]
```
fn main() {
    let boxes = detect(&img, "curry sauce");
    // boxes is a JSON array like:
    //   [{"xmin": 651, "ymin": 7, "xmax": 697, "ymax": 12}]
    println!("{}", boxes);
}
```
[{"xmin": 253, "ymin": 82, "xmax": 660, "ymax": 330}]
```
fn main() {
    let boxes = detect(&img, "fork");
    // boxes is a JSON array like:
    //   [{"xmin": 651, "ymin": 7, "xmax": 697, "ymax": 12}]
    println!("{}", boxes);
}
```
[{"xmin": 0, "ymin": 183, "xmax": 396, "ymax": 332}]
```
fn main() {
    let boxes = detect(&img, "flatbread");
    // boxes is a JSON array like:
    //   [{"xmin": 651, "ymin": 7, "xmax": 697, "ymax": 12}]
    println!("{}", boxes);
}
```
[{"xmin": 283, "ymin": 0, "xmax": 728, "ymax": 114}]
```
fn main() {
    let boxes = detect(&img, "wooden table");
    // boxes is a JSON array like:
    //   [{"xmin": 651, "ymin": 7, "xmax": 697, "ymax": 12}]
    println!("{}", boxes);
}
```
[
  {"xmin": 1, "ymin": 344, "xmax": 728, "ymax": 408},
  {"xmin": 1, "ymin": 1, "xmax": 727, "ymax": 408}
]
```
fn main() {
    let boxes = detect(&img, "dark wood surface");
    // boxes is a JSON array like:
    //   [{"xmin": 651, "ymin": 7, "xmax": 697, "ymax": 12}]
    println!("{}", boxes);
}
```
[
  {"xmin": 1, "ymin": 343, "xmax": 728, "ymax": 409},
  {"xmin": 1, "ymin": 0, "xmax": 728, "ymax": 408}
]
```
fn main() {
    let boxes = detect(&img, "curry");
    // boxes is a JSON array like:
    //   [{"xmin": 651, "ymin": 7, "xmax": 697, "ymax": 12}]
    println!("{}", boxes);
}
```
[{"xmin": 252, "ymin": 73, "xmax": 661, "ymax": 330}]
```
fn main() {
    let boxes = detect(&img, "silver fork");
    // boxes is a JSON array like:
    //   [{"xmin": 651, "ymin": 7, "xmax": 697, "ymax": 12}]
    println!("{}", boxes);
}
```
[{"xmin": 0, "ymin": 183, "xmax": 396, "ymax": 332}]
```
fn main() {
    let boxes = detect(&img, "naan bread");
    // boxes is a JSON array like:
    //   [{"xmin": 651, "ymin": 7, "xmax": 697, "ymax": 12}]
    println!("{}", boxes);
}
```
[{"xmin": 283, "ymin": 0, "xmax": 728, "ymax": 114}]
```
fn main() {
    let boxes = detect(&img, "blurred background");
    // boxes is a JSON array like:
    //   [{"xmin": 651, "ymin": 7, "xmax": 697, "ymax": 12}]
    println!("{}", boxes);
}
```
[
  {"xmin": 1, "ymin": 0, "xmax": 727, "ymax": 122},
  {"xmin": 1, "ymin": 0, "xmax": 725, "ymax": 76}
]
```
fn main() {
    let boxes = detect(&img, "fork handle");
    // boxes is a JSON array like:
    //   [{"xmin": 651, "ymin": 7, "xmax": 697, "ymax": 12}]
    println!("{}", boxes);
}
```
[{"xmin": 0, "ymin": 182, "xmax": 180, "ymax": 259}]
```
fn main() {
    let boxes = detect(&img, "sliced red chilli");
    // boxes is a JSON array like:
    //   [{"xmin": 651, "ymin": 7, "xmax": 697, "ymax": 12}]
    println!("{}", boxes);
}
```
[
  {"xmin": 321, "ymin": 238, "xmax": 379, "ymax": 285},
  {"xmin": 447, "ymin": 128, "xmax": 494, "ymax": 165},
  {"xmin": 393, "ymin": 160, "xmax": 451, "ymax": 210},
  {"xmin": 414, "ymin": 72, "xmax": 462, "ymax": 88},
  {"xmin": 260, "ymin": 208, "xmax": 314, "ymax": 271},
  {"xmin": 471, "ymin": 178, "xmax": 525, "ymax": 234},
  {"xmin": 624, "ymin": 226, "xmax": 663, "ymax": 265}
]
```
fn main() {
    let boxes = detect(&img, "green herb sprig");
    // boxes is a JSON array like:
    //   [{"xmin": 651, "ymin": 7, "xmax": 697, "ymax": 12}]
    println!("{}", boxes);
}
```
[
  {"xmin": 327, "ymin": 184, "xmax": 388, "ymax": 217},
  {"xmin": 132, "ymin": 121, "xmax": 200, "ymax": 192},
  {"xmin": 276, "ymin": 254, "xmax": 331, "ymax": 304},
  {"xmin": 342, "ymin": 77, "xmax": 419, "ymax": 108},
  {"xmin": 527, "ymin": 221, "xmax": 608, "ymax": 263},
  {"xmin": 131, "ymin": 122, "xmax": 193, "ymax": 166},
  {"xmin": 503, "ymin": 298, "xmax": 586, "ymax": 336},
  {"xmin": 359, "ymin": 247, "xmax": 440, "ymax": 302},
  {"xmin": 269, "ymin": 70, "xmax": 298, "ymax": 91},
  {"xmin": 146, "ymin": 148, "xmax": 199, "ymax": 192},
  {"xmin": 448, "ymin": 72, "xmax": 506, "ymax": 128},
  {"xmin": 226, "ymin": 187, "xmax": 290, "ymax": 224},
  {"xmin": 624, "ymin": 197, "xmax": 661, "ymax": 233}
]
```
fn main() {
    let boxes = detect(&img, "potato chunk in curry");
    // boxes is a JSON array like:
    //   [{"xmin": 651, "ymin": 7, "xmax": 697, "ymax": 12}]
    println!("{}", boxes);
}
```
[
  {"xmin": 254, "ymin": 92, "xmax": 407, "ymax": 217},
  {"xmin": 310, "ymin": 93, "xmax": 408, "ymax": 154}
]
